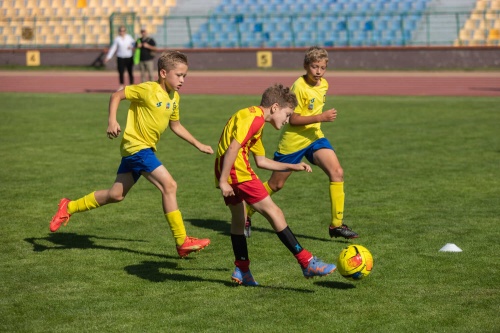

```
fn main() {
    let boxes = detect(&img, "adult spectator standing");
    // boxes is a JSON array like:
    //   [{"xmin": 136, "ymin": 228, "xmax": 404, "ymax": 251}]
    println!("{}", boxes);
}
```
[
  {"xmin": 104, "ymin": 26, "xmax": 135, "ymax": 91},
  {"xmin": 136, "ymin": 28, "xmax": 158, "ymax": 82}
]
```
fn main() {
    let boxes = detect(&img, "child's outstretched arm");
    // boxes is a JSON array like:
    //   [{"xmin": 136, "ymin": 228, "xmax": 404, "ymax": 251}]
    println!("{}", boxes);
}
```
[
  {"xmin": 169, "ymin": 120, "xmax": 214, "ymax": 154},
  {"xmin": 289, "ymin": 108, "xmax": 337, "ymax": 126},
  {"xmin": 254, "ymin": 155, "xmax": 312, "ymax": 173},
  {"xmin": 106, "ymin": 89, "xmax": 126, "ymax": 139}
]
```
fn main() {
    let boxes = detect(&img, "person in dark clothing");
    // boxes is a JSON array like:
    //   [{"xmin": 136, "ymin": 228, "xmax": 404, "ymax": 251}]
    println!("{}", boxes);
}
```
[{"xmin": 136, "ymin": 28, "xmax": 158, "ymax": 82}]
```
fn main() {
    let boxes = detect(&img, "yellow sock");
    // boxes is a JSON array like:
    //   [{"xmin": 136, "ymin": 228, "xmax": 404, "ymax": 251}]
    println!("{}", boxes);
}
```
[
  {"xmin": 247, "ymin": 181, "xmax": 275, "ymax": 218},
  {"xmin": 67, "ymin": 192, "xmax": 100, "ymax": 215},
  {"xmin": 165, "ymin": 210, "xmax": 187, "ymax": 247},
  {"xmin": 263, "ymin": 181, "xmax": 274, "ymax": 196},
  {"xmin": 329, "ymin": 182, "xmax": 345, "ymax": 228}
]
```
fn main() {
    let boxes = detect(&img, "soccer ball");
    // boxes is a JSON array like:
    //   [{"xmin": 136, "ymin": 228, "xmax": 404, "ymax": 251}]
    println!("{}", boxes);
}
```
[{"xmin": 337, "ymin": 244, "xmax": 373, "ymax": 280}]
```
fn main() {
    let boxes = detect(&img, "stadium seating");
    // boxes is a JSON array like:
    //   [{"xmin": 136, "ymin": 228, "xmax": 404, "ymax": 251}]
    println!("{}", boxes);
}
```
[
  {"xmin": 191, "ymin": 0, "xmax": 432, "ymax": 48},
  {"xmin": 455, "ymin": 0, "xmax": 500, "ymax": 45},
  {"xmin": 1, "ymin": 0, "xmax": 498, "ymax": 48},
  {"xmin": 0, "ymin": 0, "xmax": 176, "ymax": 47}
]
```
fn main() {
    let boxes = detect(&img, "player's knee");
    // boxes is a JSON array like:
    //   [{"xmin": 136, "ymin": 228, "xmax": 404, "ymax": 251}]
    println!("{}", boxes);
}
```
[
  {"xmin": 162, "ymin": 179, "xmax": 177, "ymax": 194},
  {"xmin": 269, "ymin": 180, "xmax": 285, "ymax": 192},
  {"xmin": 273, "ymin": 183, "xmax": 285, "ymax": 192},
  {"xmin": 328, "ymin": 167, "xmax": 344, "ymax": 181},
  {"xmin": 108, "ymin": 192, "xmax": 125, "ymax": 203}
]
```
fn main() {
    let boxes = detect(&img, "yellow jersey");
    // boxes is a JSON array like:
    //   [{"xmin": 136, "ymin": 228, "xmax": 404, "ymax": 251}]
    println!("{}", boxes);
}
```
[
  {"xmin": 121, "ymin": 82, "xmax": 180, "ymax": 156},
  {"xmin": 215, "ymin": 106, "xmax": 266, "ymax": 185},
  {"xmin": 277, "ymin": 76, "xmax": 328, "ymax": 155}
]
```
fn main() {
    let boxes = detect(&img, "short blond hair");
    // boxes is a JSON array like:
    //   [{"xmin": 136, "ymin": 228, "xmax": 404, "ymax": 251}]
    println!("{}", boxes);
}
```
[
  {"xmin": 157, "ymin": 50, "xmax": 188, "ymax": 72},
  {"xmin": 260, "ymin": 84, "xmax": 298, "ymax": 109},
  {"xmin": 304, "ymin": 46, "xmax": 328, "ymax": 66}
]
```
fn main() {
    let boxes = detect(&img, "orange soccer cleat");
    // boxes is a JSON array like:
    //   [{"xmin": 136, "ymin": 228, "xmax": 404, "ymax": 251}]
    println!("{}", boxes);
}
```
[
  {"xmin": 49, "ymin": 198, "xmax": 72, "ymax": 232},
  {"xmin": 176, "ymin": 236, "xmax": 210, "ymax": 258}
]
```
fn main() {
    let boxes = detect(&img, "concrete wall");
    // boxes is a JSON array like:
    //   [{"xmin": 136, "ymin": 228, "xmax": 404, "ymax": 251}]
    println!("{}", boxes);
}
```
[{"xmin": 1, "ymin": 47, "xmax": 499, "ymax": 70}]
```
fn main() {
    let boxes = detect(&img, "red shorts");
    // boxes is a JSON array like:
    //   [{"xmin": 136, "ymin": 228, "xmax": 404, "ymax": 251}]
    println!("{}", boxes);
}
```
[{"xmin": 223, "ymin": 179, "xmax": 268, "ymax": 206}]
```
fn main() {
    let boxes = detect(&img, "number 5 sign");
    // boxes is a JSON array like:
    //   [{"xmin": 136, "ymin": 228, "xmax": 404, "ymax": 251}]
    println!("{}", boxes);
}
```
[{"xmin": 256, "ymin": 51, "xmax": 272, "ymax": 68}]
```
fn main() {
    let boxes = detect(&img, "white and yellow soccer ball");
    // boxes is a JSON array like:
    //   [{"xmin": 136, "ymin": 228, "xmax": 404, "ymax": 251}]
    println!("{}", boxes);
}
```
[{"xmin": 337, "ymin": 244, "xmax": 373, "ymax": 280}]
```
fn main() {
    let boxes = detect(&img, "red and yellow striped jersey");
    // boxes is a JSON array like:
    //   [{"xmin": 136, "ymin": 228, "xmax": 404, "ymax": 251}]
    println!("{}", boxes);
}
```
[{"xmin": 215, "ymin": 106, "xmax": 266, "ymax": 185}]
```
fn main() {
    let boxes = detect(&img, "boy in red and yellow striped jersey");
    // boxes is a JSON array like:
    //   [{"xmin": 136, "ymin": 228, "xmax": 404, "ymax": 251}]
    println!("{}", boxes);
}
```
[
  {"xmin": 49, "ymin": 51, "xmax": 213, "ymax": 258},
  {"xmin": 215, "ymin": 84, "xmax": 337, "ymax": 286}
]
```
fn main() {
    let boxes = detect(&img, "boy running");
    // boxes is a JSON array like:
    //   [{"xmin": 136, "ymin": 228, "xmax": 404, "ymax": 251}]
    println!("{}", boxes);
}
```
[
  {"xmin": 215, "ymin": 84, "xmax": 337, "ymax": 286},
  {"xmin": 50, "ymin": 51, "xmax": 213, "ymax": 258},
  {"xmin": 246, "ymin": 46, "xmax": 358, "ymax": 239}
]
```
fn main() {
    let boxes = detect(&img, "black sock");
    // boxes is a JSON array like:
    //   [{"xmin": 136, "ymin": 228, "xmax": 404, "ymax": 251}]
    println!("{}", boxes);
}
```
[
  {"xmin": 277, "ymin": 226, "xmax": 303, "ymax": 255},
  {"xmin": 231, "ymin": 233, "xmax": 248, "ymax": 261}
]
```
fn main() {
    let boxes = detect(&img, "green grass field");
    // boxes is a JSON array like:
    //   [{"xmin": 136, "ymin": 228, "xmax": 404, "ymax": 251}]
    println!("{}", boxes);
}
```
[{"xmin": 1, "ymin": 92, "xmax": 499, "ymax": 332}]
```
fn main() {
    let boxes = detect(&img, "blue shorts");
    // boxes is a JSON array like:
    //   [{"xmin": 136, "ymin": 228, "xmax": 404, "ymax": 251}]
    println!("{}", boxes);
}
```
[
  {"xmin": 117, "ymin": 148, "xmax": 162, "ymax": 182},
  {"xmin": 273, "ymin": 138, "xmax": 334, "ymax": 165}
]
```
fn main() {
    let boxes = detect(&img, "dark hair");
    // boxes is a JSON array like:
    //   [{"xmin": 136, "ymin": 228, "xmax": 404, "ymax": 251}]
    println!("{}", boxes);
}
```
[{"xmin": 260, "ymin": 83, "xmax": 298, "ymax": 109}]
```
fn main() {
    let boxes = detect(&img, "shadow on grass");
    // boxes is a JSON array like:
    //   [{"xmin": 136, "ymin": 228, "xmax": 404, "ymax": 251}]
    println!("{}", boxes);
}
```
[
  {"xmin": 24, "ymin": 233, "xmax": 178, "ymax": 259},
  {"xmin": 187, "ymin": 218, "xmax": 333, "ymax": 243},
  {"xmin": 125, "ymin": 260, "xmax": 315, "ymax": 293},
  {"xmin": 314, "ymin": 280, "xmax": 356, "ymax": 290}
]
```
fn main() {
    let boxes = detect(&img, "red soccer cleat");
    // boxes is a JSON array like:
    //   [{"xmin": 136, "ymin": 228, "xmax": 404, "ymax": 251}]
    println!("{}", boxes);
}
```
[
  {"xmin": 176, "ymin": 236, "xmax": 210, "ymax": 258},
  {"xmin": 49, "ymin": 198, "xmax": 72, "ymax": 232}
]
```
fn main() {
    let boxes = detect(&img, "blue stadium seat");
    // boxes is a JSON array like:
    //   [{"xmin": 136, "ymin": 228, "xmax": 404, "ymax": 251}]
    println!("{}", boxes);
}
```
[
  {"xmin": 344, "ymin": 2, "xmax": 358, "ymax": 12},
  {"xmin": 364, "ymin": 20, "xmax": 374, "ymax": 32},
  {"xmin": 337, "ymin": 21, "xmax": 347, "ymax": 31},
  {"xmin": 385, "ymin": 2, "xmax": 399, "ymax": 12},
  {"xmin": 357, "ymin": 1, "xmax": 372, "ymax": 14},
  {"xmin": 413, "ymin": 0, "xmax": 427, "ymax": 12},
  {"xmin": 399, "ymin": 2, "xmax": 412, "ymax": 12},
  {"xmin": 318, "ymin": 19, "xmax": 335, "ymax": 32},
  {"xmin": 351, "ymin": 31, "xmax": 367, "ymax": 46},
  {"xmin": 295, "ymin": 30, "xmax": 313, "ymax": 46},
  {"xmin": 370, "ymin": 1, "xmax": 385, "ymax": 12},
  {"xmin": 347, "ymin": 17, "xmax": 363, "ymax": 31}
]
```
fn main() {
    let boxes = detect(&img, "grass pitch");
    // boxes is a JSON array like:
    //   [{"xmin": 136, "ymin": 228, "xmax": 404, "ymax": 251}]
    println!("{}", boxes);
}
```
[{"xmin": 0, "ymin": 92, "xmax": 499, "ymax": 332}]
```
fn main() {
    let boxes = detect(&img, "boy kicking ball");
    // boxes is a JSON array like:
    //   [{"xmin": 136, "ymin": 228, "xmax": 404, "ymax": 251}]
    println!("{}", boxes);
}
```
[
  {"xmin": 50, "ymin": 51, "xmax": 213, "ymax": 258},
  {"xmin": 215, "ymin": 84, "xmax": 336, "ymax": 286}
]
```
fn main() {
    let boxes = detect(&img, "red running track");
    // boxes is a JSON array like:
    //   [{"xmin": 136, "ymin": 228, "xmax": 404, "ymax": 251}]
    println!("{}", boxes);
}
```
[{"xmin": 0, "ymin": 70, "xmax": 499, "ymax": 96}]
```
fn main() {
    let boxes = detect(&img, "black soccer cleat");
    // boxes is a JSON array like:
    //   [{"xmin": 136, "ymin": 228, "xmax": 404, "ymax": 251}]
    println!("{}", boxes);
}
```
[{"xmin": 329, "ymin": 224, "xmax": 359, "ymax": 239}]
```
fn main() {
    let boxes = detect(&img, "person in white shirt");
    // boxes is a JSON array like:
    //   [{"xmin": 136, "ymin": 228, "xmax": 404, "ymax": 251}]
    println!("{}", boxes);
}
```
[{"xmin": 104, "ymin": 26, "xmax": 136, "ymax": 90}]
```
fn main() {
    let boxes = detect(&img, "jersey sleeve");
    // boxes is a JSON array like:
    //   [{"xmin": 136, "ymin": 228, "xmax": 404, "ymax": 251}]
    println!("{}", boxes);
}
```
[
  {"xmin": 169, "ymin": 92, "xmax": 180, "ymax": 121},
  {"xmin": 124, "ymin": 83, "xmax": 149, "ymax": 103},
  {"xmin": 250, "ymin": 136, "xmax": 265, "ymax": 156},
  {"xmin": 291, "ymin": 82, "xmax": 308, "ymax": 115}
]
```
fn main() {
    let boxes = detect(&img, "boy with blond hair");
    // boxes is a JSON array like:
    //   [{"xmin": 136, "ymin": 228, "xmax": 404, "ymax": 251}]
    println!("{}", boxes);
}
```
[
  {"xmin": 246, "ymin": 46, "xmax": 358, "ymax": 240},
  {"xmin": 215, "ymin": 84, "xmax": 337, "ymax": 286},
  {"xmin": 50, "ymin": 51, "xmax": 213, "ymax": 258}
]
